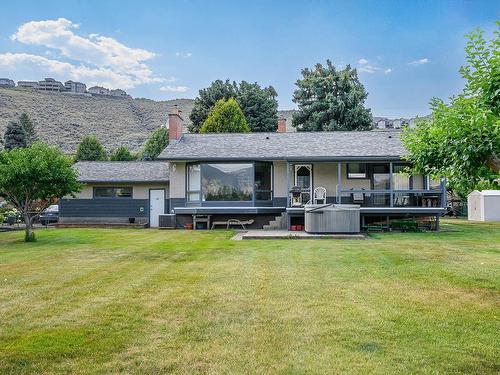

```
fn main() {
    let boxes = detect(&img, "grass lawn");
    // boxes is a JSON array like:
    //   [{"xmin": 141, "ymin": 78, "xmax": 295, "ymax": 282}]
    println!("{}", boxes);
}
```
[{"xmin": 0, "ymin": 219, "xmax": 499, "ymax": 374}]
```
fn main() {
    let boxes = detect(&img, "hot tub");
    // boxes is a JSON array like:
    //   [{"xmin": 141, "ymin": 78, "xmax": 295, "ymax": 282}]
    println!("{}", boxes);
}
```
[{"xmin": 304, "ymin": 204, "xmax": 360, "ymax": 233}]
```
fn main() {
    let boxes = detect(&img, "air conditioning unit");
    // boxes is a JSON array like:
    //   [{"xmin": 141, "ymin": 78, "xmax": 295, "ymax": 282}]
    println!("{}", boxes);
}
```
[{"xmin": 159, "ymin": 214, "xmax": 176, "ymax": 229}]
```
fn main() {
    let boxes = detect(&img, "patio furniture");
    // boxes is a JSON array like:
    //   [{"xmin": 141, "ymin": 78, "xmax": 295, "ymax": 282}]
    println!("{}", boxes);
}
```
[
  {"xmin": 211, "ymin": 219, "xmax": 254, "ymax": 230},
  {"xmin": 192, "ymin": 215, "xmax": 211, "ymax": 230},
  {"xmin": 352, "ymin": 191, "xmax": 365, "ymax": 204},
  {"xmin": 313, "ymin": 187, "xmax": 327, "ymax": 204}
]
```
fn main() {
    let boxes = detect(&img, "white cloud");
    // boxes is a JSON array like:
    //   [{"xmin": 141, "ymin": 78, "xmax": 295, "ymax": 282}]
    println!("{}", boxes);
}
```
[
  {"xmin": 175, "ymin": 52, "xmax": 192, "ymax": 58},
  {"xmin": 7, "ymin": 18, "xmax": 169, "ymax": 88},
  {"xmin": 356, "ymin": 58, "xmax": 391, "ymax": 75},
  {"xmin": 408, "ymin": 58, "xmax": 429, "ymax": 66},
  {"xmin": 160, "ymin": 85, "xmax": 189, "ymax": 93}
]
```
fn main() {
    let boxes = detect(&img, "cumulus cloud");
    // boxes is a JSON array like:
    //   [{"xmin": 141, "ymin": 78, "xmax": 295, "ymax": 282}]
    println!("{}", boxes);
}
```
[
  {"xmin": 160, "ymin": 85, "xmax": 189, "ymax": 93},
  {"xmin": 408, "ymin": 58, "xmax": 429, "ymax": 66},
  {"xmin": 4, "ymin": 18, "xmax": 169, "ymax": 88},
  {"xmin": 356, "ymin": 58, "xmax": 391, "ymax": 75}
]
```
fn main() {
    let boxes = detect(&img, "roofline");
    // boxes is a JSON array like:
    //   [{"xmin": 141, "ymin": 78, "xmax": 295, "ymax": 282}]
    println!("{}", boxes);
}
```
[
  {"xmin": 78, "ymin": 179, "xmax": 169, "ymax": 184},
  {"xmin": 158, "ymin": 156, "xmax": 404, "ymax": 162}
]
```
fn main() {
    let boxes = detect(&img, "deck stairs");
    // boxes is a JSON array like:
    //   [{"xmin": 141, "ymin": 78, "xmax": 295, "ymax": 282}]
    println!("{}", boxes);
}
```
[{"xmin": 263, "ymin": 212, "xmax": 288, "ymax": 230}]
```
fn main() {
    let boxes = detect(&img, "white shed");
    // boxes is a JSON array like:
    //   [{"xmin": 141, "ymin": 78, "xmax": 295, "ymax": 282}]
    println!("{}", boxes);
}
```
[{"xmin": 468, "ymin": 190, "xmax": 500, "ymax": 222}]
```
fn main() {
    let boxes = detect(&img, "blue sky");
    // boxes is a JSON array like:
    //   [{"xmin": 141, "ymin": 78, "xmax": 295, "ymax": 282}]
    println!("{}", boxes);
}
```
[{"xmin": 0, "ymin": 0, "xmax": 498, "ymax": 117}]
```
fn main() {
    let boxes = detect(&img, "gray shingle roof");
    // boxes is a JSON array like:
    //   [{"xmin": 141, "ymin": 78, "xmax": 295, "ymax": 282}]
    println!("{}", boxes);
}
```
[
  {"xmin": 158, "ymin": 131, "xmax": 407, "ymax": 161},
  {"xmin": 74, "ymin": 161, "xmax": 169, "ymax": 183}
]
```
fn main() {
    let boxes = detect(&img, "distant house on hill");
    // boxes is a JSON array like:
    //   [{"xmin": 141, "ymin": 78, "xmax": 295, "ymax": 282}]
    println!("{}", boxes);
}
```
[
  {"xmin": 88, "ymin": 86, "xmax": 110, "ymax": 95},
  {"xmin": 17, "ymin": 80, "xmax": 39, "ymax": 89},
  {"xmin": 65, "ymin": 80, "xmax": 87, "ymax": 93},
  {"xmin": 38, "ymin": 78, "xmax": 65, "ymax": 92},
  {"xmin": 0, "ymin": 78, "xmax": 15, "ymax": 88},
  {"xmin": 110, "ymin": 88, "xmax": 129, "ymax": 97}
]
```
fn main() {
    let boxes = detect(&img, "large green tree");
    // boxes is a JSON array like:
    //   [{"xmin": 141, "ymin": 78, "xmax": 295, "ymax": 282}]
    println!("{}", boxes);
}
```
[
  {"xmin": 75, "ymin": 136, "xmax": 107, "ymax": 161},
  {"xmin": 4, "ymin": 121, "xmax": 27, "ymax": 150},
  {"xmin": 110, "ymin": 146, "xmax": 136, "ymax": 161},
  {"xmin": 402, "ymin": 25, "xmax": 500, "ymax": 198},
  {"xmin": 140, "ymin": 127, "xmax": 168, "ymax": 160},
  {"xmin": 292, "ymin": 60, "xmax": 373, "ymax": 131},
  {"xmin": 200, "ymin": 98, "xmax": 250, "ymax": 133},
  {"xmin": 0, "ymin": 142, "xmax": 81, "ymax": 241},
  {"xmin": 189, "ymin": 80, "xmax": 278, "ymax": 132},
  {"xmin": 19, "ymin": 113, "xmax": 37, "ymax": 146}
]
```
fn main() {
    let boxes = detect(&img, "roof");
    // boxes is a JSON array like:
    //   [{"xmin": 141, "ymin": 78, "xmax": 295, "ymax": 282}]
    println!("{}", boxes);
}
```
[
  {"xmin": 158, "ymin": 131, "xmax": 407, "ymax": 161},
  {"xmin": 74, "ymin": 161, "xmax": 169, "ymax": 183}
]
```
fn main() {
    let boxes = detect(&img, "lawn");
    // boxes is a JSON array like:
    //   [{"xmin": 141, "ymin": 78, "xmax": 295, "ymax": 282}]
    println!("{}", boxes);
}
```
[{"xmin": 0, "ymin": 220, "xmax": 499, "ymax": 374}]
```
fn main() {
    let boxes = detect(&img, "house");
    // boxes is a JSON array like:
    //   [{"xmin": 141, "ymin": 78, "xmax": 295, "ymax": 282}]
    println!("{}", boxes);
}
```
[
  {"xmin": 59, "ymin": 161, "xmax": 169, "ymax": 227},
  {"xmin": 38, "ymin": 78, "xmax": 65, "ymax": 92},
  {"xmin": 109, "ymin": 88, "xmax": 129, "ymax": 97},
  {"xmin": 17, "ymin": 80, "xmax": 39, "ymax": 89},
  {"xmin": 88, "ymin": 86, "xmax": 110, "ymax": 95},
  {"xmin": 65, "ymin": 80, "xmax": 87, "ymax": 93},
  {"xmin": 0, "ymin": 78, "xmax": 15, "ymax": 88},
  {"xmin": 158, "ymin": 110, "xmax": 447, "ymax": 230},
  {"xmin": 467, "ymin": 190, "xmax": 500, "ymax": 222}
]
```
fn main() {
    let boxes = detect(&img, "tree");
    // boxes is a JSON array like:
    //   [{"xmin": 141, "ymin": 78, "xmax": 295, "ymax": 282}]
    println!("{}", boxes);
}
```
[
  {"xmin": 75, "ymin": 136, "xmax": 107, "ymax": 161},
  {"xmin": 19, "ymin": 113, "xmax": 37, "ymax": 145},
  {"xmin": 141, "ymin": 127, "xmax": 168, "ymax": 160},
  {"xmin": 402, "ymin": 25, "xmax": 500, "ymax": 198},
  {"xmin": 0, "ymin": 142, "xmax": 81, "ymax": 241},
  {"xmin": 292, "ymin": 60, "xmax": 373, "ymax": 131},
  {"xmin": 110, "ymin": 146, "xmax": 136, "ymax": 161},
  {"xmin": 4, "ymin": 121, "xmax": 27, "ymax": 150},
  {"xmin": 189, "ymin": 80, "xmax": 278, "ymax": 132},
  {"xmin": 200, "ymin": 98, "xmax": 250, "ymax": 133}
]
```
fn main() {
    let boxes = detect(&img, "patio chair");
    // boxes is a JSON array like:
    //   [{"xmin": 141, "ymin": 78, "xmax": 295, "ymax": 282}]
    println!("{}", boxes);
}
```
[
  {"xmin": 211, "ymin": 219, "xmax": 254, "ymax": 230},
  {"xmin": 313, "ymin": 187, "xmax": 327, "ymax": 204}
]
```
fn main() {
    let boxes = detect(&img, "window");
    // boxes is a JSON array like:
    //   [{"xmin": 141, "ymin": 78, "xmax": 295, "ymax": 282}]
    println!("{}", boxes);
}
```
[
  {"xmin": 392, "ymin": 164, "xmax": 410, "ymax": 190},
  {"xmin": 187, "ymin": 164, "xmax": 201, "ymax": 201},
  {"xmin": 202, "ymin": 164, "xmax": 253, "ymax": 201},
  {"xmin": 94, "ymin": 187, "xmax": 132, "ymax": 198},
  {"xmin": 347, "ymin": 163, "xmax": 367, "ymax": 179},
  {"xmin": 372, "ymin": 164, "xmax": 390, "ymax": 190},
  {"xmin": 255, "ymin": 162, "xmax": 272, "ymax": 201},
  {"xmin": 427, "ymin": 177, "xmax": 442, "ymax": 190}
]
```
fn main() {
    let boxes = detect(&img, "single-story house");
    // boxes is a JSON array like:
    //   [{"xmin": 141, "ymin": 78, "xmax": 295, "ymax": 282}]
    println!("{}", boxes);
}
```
[
  {"xmin": 468, "ymin": 190, "xmax": 500, "ymax": 222},
  {"xmin": 157, "ymin": 111, "xmax": 446, "ymax": 230},
  {"xmin": 59, "ymin": 161, "xmax": 169, "ymax": 226}
]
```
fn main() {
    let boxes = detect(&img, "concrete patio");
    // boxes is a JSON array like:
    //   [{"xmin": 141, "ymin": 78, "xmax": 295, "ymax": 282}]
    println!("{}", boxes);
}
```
[{"xmin": 232, "ymin": 230, "xmax": 366, "ymax": 240}]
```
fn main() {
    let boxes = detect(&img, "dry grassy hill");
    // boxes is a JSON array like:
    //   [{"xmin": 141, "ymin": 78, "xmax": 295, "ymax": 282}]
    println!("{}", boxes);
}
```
[{"xmin": 0, "ymin": 88, "xmax": 195, "ymax": 153}]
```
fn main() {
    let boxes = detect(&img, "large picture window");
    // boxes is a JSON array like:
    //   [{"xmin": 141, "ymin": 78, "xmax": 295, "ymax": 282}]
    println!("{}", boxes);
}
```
[
  {"xmin": 202, "ymin": 164, "xmax": 253, "ymax": 201},
  {"xmin": 186, "ymin": 162, "xmax": 273, "ymax": 203},
  {"xmin": 94, "ymin": 187, "xmax": 132, "ymax": 198}
]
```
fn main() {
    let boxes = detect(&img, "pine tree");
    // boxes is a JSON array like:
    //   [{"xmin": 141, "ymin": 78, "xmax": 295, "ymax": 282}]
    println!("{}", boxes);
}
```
[
  {"xmin": 292, "ymin": 60, "xmax": 373, "ymax": 131},
  {"xmin": 75, "ymin": 136, "xmax": 107, "ymax": 161},
  {"xmin": 4, "ymin": 121, "xmax": 27, "ymax": 150},
  {"xmin": 110, "ymin": 146, "xmax": 136, "ymax": 161},
  {"xmin": 19, "ymin": 113, "xmax": 37, "ymax": 145},
  {"xmin": 200, "ymin": 98, "xmax": 250, "ymax": 133}
]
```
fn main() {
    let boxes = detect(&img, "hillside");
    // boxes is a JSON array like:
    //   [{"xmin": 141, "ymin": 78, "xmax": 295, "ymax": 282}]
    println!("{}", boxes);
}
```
[{"xmin": 0, "ymin": 88, "xmax": 194, "ymax": 153}]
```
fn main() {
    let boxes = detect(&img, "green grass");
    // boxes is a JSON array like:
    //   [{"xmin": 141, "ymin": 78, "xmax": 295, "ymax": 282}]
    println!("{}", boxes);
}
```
[{"xmin": 0, "ymin": 219, "xmax": 499, "ymax": 374}]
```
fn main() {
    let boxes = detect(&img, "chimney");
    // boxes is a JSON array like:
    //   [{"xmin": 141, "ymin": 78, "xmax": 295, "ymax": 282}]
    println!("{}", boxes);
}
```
[
  {"xmin": 277, "ymin": 117, "xmax": 286, "ymax": 133},
  {"xmin": 168, "ymin": 107, "xmax": 183, "ymax": 141}
]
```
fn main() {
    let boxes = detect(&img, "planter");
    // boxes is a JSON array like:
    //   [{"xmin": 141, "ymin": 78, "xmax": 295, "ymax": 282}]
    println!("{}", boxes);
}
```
[
  {"xmin": 128, "ymin": 217, "xmax": 136, "ymax": 224},
  {"xmin": 184, "ymin": 223, "xmax": 193, "ymax": 230}
]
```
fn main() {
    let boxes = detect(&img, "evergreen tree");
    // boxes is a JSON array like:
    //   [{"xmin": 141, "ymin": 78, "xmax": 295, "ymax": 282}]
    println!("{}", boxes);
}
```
[
  {"xmin": 292, "ymin": 60, "xmax": 373, "ymax": 131},
  {"xmin": 75, "ymin": 136, "xmax": 107, "ymax": 161},
  {"xmin": 4, "ymin": 121, "xmax": 27, "ymax": 150},
  {"xmin": 110, "ymin": 146, "xmax": 136, "ymax": 161},
  {"xmin": 189, "ymin": 80, "xmax": 278, "ymax": 132},
  {"xmin": 141, "ymin": 128, "xmax": 168, "ymax": 160},
  {"xmin": 19, "ymin": 113, "xmax": 37, "ymax": 145},
  {"xmin": 200, "ymin": 98, "xmax": 250, "ymax": 133}
]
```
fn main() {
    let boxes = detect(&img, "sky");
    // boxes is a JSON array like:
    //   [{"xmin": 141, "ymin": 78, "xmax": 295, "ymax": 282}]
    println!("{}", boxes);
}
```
[{"xmin": 0, "ymin": 0, "xmax": 498, "ymax": 118}]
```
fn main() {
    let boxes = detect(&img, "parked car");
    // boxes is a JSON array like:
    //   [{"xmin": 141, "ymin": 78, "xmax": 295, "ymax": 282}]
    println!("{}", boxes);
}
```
[{"xmin": 39, "ymin": 205, "xmax": 59, "ymax": 225}]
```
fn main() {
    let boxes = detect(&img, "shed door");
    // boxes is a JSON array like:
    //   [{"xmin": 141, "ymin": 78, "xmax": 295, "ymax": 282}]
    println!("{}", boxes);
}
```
[{"xmin": 149, "ymin": 190, "xmax": 165, "ymax": 227}]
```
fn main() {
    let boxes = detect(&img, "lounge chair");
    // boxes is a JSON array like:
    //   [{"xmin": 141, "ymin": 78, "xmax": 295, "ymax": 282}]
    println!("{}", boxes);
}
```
[{"xmin": 211, "ymin": 219, "xmax": 254, "ymax": 230}]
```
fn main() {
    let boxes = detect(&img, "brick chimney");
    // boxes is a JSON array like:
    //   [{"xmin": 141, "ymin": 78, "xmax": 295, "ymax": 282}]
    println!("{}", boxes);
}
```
[
  {"xmin": 277, "ymin": 117, "xmax": 286, "ymax": 133},
  {"xmin": 168, "ymin": 107, "xmax": 183, "ymax": 141}
]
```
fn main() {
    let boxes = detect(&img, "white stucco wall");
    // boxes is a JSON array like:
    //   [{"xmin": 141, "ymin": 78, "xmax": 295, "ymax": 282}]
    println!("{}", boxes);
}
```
[{"xmin": 273, "ymin": 161, "xmax": 288, "ymax": 197}]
